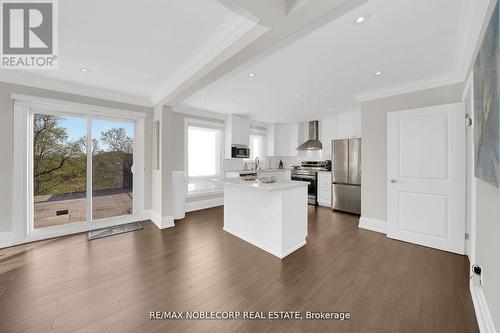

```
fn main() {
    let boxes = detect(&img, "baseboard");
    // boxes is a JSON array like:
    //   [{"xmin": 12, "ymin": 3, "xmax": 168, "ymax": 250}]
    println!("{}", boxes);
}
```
[
  {"xmin": 359, "ymin": 216, "xmax": 387, "ymax": 234},
  {"xmin": 0, "ymin": 231, "xmax": 14, "ymax": 249},
  {"xmin": 185, "ymin": 196, "xmax": 223, "ymax": 213},
  {"xmin": 148, "ymin": 210, "xmax": 175, "ymax": 230},
  {"xmin": 471, "ymin": 284, "xmax": 497, "ymax": 333}
]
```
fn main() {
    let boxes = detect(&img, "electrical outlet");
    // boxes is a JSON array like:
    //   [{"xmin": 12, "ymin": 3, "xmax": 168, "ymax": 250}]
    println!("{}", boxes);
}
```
[{"xmin": 472, "ymin": 265, "xmax": 484, "ymax": 287}]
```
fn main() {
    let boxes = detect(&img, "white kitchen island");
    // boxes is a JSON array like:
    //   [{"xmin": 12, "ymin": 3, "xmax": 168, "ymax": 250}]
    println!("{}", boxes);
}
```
[{"xmin": 219, "ymin": 178, "xmax": 308, "ymax": 259}]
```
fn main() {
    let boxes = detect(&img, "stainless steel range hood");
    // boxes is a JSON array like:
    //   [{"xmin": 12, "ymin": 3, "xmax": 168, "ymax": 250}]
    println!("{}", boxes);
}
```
[{"xmin": 297, "ymin": 120, "xmax": 322, "ymax": 150}]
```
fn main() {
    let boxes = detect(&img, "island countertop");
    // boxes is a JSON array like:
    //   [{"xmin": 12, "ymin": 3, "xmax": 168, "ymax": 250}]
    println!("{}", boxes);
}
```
[{"xmin": 214, "ymin": 178, "xmax": 308, "ymax": 191}]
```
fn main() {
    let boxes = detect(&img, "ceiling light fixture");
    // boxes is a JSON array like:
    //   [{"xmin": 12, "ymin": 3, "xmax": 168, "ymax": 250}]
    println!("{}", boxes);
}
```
[
  {"xmin": 375, "ymin": 71, "xmax": 383, "ymax": 76},
  {"xmin": 354, "ymin": 15, "xmax": 369, "ymax": 25},
  {"xmin": 295, "ymin": 93, "xmax": 302, "ymax": 99},
  {"xmin": 248, "ymin": 72, "xmax": 256, "ymax": 77},
  {"xmin": 280, "ymin": 117, "xmax": 284, "ymax": 121},
  {"xmin": 328, "ymin": 107, "xmax": 333, "ymax": 112},
  {"xmin": 80, "ymin": 68, "xmax": 90, "ymax": 73}
]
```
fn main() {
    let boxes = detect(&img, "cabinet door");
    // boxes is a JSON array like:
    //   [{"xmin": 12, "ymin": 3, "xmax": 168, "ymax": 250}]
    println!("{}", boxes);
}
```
[
  {"xmin": 317, "ymin": 172, "xmax": 332, "ymax": 206},
  {"xmin": 288, "ymin": 123, "xmax": 298, "ymax": 156},
  {"xmin": 239, "ymin": 116, "xmax": 250, "ymax": 146},
  {"xmin": 336, "ymin": 112, "xmax": 354, "ymax": 139}
]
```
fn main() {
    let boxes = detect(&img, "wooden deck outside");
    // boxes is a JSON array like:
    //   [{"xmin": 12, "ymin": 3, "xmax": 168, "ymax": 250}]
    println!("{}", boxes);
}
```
[{"xmin": 34, "ymin": 189, "xmax": 133, "ymax": 228}]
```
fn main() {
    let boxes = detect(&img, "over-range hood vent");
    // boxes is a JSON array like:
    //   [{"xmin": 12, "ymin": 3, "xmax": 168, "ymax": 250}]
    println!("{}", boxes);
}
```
[{"xmin": 297, "ymin": 120, "xmax": 322, "ymax": 150}]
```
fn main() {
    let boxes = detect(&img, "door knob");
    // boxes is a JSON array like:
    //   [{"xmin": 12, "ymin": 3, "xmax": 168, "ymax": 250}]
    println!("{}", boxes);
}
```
[{"xmin": 390, "ymin": 179, "xmax": 398, "ymax": 183}]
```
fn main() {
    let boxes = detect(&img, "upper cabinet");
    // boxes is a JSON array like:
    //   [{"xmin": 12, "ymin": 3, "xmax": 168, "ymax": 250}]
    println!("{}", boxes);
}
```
[
  {"xmin": 225, "ymin": 114, "xmax": 250, "ymax": 158},
  {"xmin": 267, "ymin": 123, "xmax": 298, "ymax": 156},
  {"xmin": 227, "ymin": 114, "xmax": 250, "ymax": 146},
  {"xmin": 336, "ymin": 110, "xmax": 361, "ymax": 139}
]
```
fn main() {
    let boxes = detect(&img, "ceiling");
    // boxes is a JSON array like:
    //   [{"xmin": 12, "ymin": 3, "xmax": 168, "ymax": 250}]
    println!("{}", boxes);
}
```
[
  {"xmin": 0, "ymin": 0, "xmax": 259, "ymax": 105},
  {"xmin": 0, "ymin": 0, "xmax": 489, "ymax": 116},
  {"xmin": 181, "ymin": 0, "xmax": 487, "ymax": 122}
]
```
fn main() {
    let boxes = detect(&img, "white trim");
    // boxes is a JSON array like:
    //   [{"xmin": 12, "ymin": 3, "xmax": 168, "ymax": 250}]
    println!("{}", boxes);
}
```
[
  {"xmin": 470, "ymin": 284, "xmax": 498, "ymax": 333},
  {"xmin": 358, "ymin": 217, "xmax": 387, "ymax": 234},
  {"xmin": 186, "ymin": 189, "xmax": 224, "ymax": 199},
  {"xmin": 148, "ymin": 210, "xmax": 175, "ymax": 229},
  {"xmin": 172, "ymin": 105, "xmax": 227, "ymax": 121},
  {"xmin": 1, "ymin": 73, "xmax": 153, "ymax": 107},
  {"xmin": 12, "ymin": 96, "xmax": 146, "ymax": 245},
  {"xmin": 151, "ymin": 10, "xmax": 259, "ymax": 104},
  {"xmin": 355, "ymin": 72, "xmax": 461, "ymax": 102},
  {"xmin": 454, "ymin": 0, "xmax": 492, "ymax": 81},
  {"xmin": 463, "ymin": 72, "xmax": 476, "ymax": 259},
  {"xmin": 11, "ymin": 94, "xmax": 148, "ymax": 119},
  {"xmin": 223, "ymin": 226, "xmax": 306, "ymax": 259},
  {"xmin": 184, "ymin": 118, "xmax": 225, "ymax": 180},
  {"xmin": 185, "ymin": 196, "xmax": 224, "ymax": 213},
  {"xmin": 0, "ymin": 231, "xmax": 14, "ymax": 249},
  {"xmin": 354, "ymin": 1, "xmax": 491, "ymax": 103}
]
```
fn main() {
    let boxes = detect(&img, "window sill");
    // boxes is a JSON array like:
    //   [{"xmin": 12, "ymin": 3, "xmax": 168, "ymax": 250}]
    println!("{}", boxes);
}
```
[{"xmin": 186, "ymin": 188, "xmax": 223, "ymax": 199}]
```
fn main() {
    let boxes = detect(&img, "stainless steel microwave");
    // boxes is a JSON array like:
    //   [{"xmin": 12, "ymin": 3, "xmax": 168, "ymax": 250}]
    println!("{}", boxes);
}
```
[{"xmin": 231, "ymin": 145, "xmax": 250, "ymax": 158}]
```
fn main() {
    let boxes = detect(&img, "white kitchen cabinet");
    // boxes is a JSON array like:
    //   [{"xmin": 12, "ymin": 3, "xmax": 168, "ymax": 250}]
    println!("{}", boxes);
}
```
[
  {"xmin": 317, "ymin": 171, "xmax": 332, "ymax": 207},
  {"xmin": 336, "ymin": 110, "xmax": 361, "ymax": 139},
  {"xmin": 225, "ymin": 114, "xmax": 250, "ymax": 158},
  {"xmin": 267, "ymin": 123, "xmax": 298, "ymax": 156},
  {"xmin": 320, "ymin": 117, "xmax": 336, "ymax": 158}
]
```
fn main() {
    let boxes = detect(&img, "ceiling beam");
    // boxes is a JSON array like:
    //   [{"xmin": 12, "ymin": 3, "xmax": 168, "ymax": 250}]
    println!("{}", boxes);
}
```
[{"xmin": 154, "ymin": 0, "xmax": 367, "ymax": 107}]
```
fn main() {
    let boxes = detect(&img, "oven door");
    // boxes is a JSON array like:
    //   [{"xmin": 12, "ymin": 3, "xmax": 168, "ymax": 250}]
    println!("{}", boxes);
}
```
[{"xmin": 291, "ymin": 174, "xmax": 317, "ymax": 205}]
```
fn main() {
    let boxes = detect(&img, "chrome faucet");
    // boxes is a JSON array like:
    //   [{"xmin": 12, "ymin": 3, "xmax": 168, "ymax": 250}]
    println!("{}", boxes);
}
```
[{"xmin": 254, "ymin": 157, "xmax": 260, "ymax": 170}]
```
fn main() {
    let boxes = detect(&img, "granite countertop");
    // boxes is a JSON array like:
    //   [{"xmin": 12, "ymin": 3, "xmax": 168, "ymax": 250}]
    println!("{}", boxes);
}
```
[
  {"xmin": 214, "ymin": 178, "xmax": 308, "ymax": 191},
  {"xmin": 226, "ymin": 168, "xmax": 292, "ymax": 174}
]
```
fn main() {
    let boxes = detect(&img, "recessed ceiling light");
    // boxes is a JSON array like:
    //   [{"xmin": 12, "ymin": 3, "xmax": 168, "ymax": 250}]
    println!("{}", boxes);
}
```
[
  {"xmin": 295, "ymin": 93, "xmax": 302, "ymax": 99},
  {"xmin": 248, "ymin": 72, "xmax": 256, "ymax": 77},
  {"xmin": 375, "ymin": 71, "xmax": 383, "ymax": 76},
  {"xmin": 80, "ymin": 68, "xmax": 90, "ymax": 73},
  {"xmin": 354, "ymin": 15, "xmax": 369, "ymax": 25},
  {"xmin": 328, "ymin": 107, "xmax": 333, "ymax": 112},
  {"xmin": 280, "ymin": 117, "xmax": 284, "ymax": 121}
]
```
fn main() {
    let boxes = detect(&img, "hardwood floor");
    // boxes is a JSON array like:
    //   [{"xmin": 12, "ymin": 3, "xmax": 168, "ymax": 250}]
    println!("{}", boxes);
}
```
[{"xmin": 0, "ymin": 206, "xmax": 478, "ymax": 333}]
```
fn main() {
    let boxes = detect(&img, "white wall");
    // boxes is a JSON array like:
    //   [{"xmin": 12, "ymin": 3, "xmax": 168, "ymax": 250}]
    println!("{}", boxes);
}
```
[
  {"xmin": 475, "ymin": 179, "xmax": 500, "ymax": 329},
  {"xmin": 360, "ymin": 83, "xmax": 464, "ymax": 223},
  {"xmin": 0, "ymin": 82, "xmax": 153, "ymax": 232}
]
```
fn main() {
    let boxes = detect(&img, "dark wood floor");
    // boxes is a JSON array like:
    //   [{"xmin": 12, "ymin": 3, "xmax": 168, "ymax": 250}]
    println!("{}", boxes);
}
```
[{"xmin": 0, "ymin": 206, "xmax": 478, "ymax": 333}]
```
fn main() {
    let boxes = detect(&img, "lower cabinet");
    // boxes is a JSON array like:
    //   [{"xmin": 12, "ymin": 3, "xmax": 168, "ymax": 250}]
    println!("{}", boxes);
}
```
[{"xmin": 317, "ymin": 171, "xmax": 332, "ymax": 207}]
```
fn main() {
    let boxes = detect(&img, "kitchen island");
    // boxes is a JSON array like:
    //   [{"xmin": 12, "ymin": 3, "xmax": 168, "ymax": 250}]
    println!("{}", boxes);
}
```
[{"xmin": 218, "ymin": 178, "xmax": 308, "ymax": 259}]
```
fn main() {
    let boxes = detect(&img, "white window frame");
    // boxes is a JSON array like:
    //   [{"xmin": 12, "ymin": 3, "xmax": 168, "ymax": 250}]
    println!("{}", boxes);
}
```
[
  {"xmin": 184, "ymin": 118, "xmax": 224, "ymax": 181},
  {"xmin": 12, "ymin": 94, "xmax": 146, "ymax": 244},
  {"xmin": 250, "ymin": 128, "xmax": 266, "ymax": 159}
]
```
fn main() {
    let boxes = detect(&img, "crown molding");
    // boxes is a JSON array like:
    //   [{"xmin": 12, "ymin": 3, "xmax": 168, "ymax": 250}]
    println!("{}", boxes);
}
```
[
  {"xmin": 454, "ymin": 0, "xmax": 493, "ymax": 82},
  {"xmin": 150, "ymin": 9, "xmax": 260, "ymax": 105},
  {"xmin": 355, "ymin": 72, "xmax": 462, "ymax": 102},
  {"xmin": 0, "ymin": 71, "xmax": 153, "ymax": 107},
  {"xmin": 356, "ymin": 1, "xmax": 491, "ymax": 103}
]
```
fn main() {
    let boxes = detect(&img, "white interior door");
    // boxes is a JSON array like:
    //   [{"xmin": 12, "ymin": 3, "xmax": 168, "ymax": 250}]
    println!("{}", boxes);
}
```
[{"xmin": 387, "ymin": 103, "xmax": 465, "ymax": 254}]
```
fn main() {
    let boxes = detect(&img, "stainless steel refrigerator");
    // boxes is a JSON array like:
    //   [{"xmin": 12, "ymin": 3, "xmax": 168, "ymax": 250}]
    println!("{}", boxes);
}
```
[{"xmin": 331, "ymin": 138, "xmax": 361, "ymax": 214}]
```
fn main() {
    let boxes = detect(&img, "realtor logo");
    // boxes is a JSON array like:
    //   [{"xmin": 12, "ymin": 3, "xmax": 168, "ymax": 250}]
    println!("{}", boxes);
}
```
[{"xmin": 1, "ymin": 0, "xmax": 58, "ymax": 68}]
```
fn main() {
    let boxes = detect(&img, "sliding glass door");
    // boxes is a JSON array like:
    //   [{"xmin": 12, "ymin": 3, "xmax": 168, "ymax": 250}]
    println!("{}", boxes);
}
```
[
  {"xmin": 31, "ymin": 111, "xmax": 136, "ymax": 231},
  {"xmin": 92, "ymin": 119, "xmax": 134, "ymax": 220},
  {"xmin": 33, "ymin": 114, "xmax": 88, "ymax": 229}
]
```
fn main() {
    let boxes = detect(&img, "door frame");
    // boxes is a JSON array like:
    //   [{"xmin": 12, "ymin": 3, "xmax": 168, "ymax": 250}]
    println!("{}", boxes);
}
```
[
  {"xmin": 12, "ymin": 94, "xmax": 146, "ymax": 245},
  {"xmin": 463, "ymin": 73, "xmax": 477, "ymax": 264}
]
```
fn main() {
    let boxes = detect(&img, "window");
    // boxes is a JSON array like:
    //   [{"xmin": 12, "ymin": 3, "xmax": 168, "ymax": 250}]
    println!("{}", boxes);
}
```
[
  {"xmin": 187, "ymin": 124, "xmax": 223, "ymax": 178},
  {"xmin": 250, "ymin": 133, "xmax": 265, "ymax": 159},
  {"xmin": 13, "ymin": 94, "xmax": 145, "ymax": 241}
]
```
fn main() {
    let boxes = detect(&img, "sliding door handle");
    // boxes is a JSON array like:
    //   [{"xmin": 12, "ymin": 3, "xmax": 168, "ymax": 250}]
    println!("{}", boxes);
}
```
[{"xmin": 390, "ymin": 179, "xmax": 398, "ymax": 183}]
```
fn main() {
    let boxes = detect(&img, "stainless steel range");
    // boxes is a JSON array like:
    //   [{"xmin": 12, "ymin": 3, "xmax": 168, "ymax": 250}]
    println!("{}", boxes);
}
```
[{"xmin": 291, "ymin": 160, "xmax": 331, "ymax": 205}]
